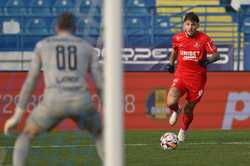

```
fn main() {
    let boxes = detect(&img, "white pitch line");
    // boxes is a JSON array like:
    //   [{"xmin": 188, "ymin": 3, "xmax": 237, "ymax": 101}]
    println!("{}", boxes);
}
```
[
  {"xmin": 0, "ymin": 142, "xmax": 250, "ymax": 149},
  {"xmin": 0, "ymin": 144, "xmax": 148, "ymax": 149}
]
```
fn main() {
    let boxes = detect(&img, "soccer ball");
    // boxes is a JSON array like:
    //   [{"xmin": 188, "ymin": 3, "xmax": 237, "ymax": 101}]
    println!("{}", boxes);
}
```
[{"xmin": 160, "ymin": 132, "xmax": 178, "ymax": 150}]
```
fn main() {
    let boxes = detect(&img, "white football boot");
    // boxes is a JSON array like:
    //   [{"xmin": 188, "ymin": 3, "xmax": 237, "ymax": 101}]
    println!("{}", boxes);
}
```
[
  {"xmin": 178, "ymin": 128, "xmax": 186, "ymax": 142},
  {"xmin": 169, "ymin": 108, "xmax": 181, "ymax": 126}
]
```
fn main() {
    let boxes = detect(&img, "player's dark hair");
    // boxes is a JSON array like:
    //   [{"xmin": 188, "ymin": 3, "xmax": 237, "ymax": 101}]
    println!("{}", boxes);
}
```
[
  {"xmin": 57, "ymin": 12, "xmax": 76, "ymax": 32},
  {"xmin": 184, "ymin": 12, "xmax": 199, "ymax": 23}
]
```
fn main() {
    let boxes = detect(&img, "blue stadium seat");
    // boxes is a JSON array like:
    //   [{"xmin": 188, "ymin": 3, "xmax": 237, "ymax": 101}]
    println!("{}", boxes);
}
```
[
  {"xmin": 28, "ymin": 0, "xmax": 52, "ymax": 16},
  {"xmin": 0, "ymin": 35, "xmax": 20, "ymax": 51},
  {"xmin": 242, "ymin": 5, "xmax": 250, "ymax": 14},
  {"xmin": 243, "ymin": 17, "xmax": 250, "ymax": 34},
  {"xmin": 124, "ymin": 8, "xmax": 149, "ymax": 16},
  {"xmin": 124, "ymin": 0, "xmax": 150, "ymax": 16},
  {"xmin": 124, "ymin": 35, "xmax": 150, "ymax": 47},
  {"xmin": 80, "ymin": 0, "xmax": 102, "ymax": 7},
  {"xmin": 125, "ymin": 16, "xmax": 150, "ymax": 35},
  {"xmin": 153, "ymin": 16, "xmax": 172, "ymax": 35},
  {"xmin": 76, "ymin": 17, "xmax": 100, "ymax": 36},
  {"xmin": 0, "ymin": 0, "xmax": 8, "ymax": 15},
  {"xmin": 79, "ymin": 0, "xmax": 102, "ymax": 16},
  {"xmin": 25, "ymin": 17, "xmax": 50, "ymax": 35},
  {"xmin": 125, "ymin": 0, "xmax": 148, "ymax": 7},
  {"xmin": 22, "ymin": 35, "xmax": 45, "ymax": 50},
  {"xmin": 4, "ymin": 0, "xmax": 27, "ymax": 16},
  {"xmin": 152, "ymin": 35, "xmax": 172, "ymax": 47},
  {"xmin": 52, "ymin": 0, "xmax": 75, "ymax": 15}
]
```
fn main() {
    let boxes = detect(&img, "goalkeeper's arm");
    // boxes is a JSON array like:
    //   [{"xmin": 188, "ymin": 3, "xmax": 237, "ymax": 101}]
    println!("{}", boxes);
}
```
[
  {"xmin": 4, "ymin": 53, "xmax": 41, "ymax": 135},
  {"xmin": 90, "ymin": 49, "xmax": 103, "ymax": 102}
]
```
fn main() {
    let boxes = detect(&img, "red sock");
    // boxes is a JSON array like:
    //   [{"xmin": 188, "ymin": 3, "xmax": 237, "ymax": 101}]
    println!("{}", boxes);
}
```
[{"xmin": 181, "ymin": 113, "xmax": 193, "ymax": 131}]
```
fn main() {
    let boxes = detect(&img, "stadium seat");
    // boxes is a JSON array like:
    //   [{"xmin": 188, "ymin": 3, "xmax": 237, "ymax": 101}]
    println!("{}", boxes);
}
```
[
  {"xmin": 4, "ymin": 0, "xmax": 27, "ymax": 16},
  {"xmin": 0, "ymin": 35, "xmax": 20, "ymax": 51},
  {"xmin": 28, "ymin": 0, "xmax": 52, "ymax": 16},
  {"xmin": 25, "ymin": 17, "xmax": 50, "ymax": 35},
  {"xmin": 124, "ymin": 34, "xmax": 151, "ymax": 47},
  {"xmin": 22, "ymin": 35, "xmax": 45, "ymax": 50},
  {"xmin": 0, "ymin": 0, "xmax": 7, "ymax": 15},
  {"xmin": 125, "ymin": 16, "xmax": 149, "ymax": 35},
  {"xmin": 79, "ymin": 0, "xmax": 102, "ymax": 16},
  {"xmin": 153, "ymin": 16, "xmax": 173, "ymax": 35},
  {"xmin": 243, "ymin": 17, "xmax": 250, "ymax": 34},
  {"xmin": 52, "ymin": 0, "xmax": 75, "ymax": 15},
  {"xmin": 241, "ymin": 5, "xmax": 250, "ymax": 14},
  {"xmin": 76, "ymin": 17, "xmax": 100, "ymax": 36},
  {"xmin": 152, "ymin": 35, "xmax": 172, "ymax": 47},
  {"xmin": 124, "ymin": 0, "xmax": 150, "ymax": 16},
  {"xmin": 125, "ymin": 0, "xmax": 151, "ymax": 7},
  {"xmin": 80, "ymin": 0, "xmax": 102, "ymax": 7},
  {"xmin": 124, "ymin": 7, "xmax": 149, "ymax": 16}
]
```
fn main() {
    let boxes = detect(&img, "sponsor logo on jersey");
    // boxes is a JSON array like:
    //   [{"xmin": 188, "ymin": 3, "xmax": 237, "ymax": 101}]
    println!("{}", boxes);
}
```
[
  {"xmin": 180, "ymin": 50, "xmax": 200, "ymax": 61},
  {"xmin": 56, "ymin": 76, "xmax": 79, "ymax": 84}
]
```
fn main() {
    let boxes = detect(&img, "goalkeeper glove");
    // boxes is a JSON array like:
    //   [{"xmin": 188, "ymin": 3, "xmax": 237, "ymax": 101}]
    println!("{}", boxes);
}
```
[
  {"xmin": 4, "ymin": 107, "xmax": 25, "ymax": 135},
  {"xmin": 199, "ymin": 59, "xmax": 209, "ymax": 68}
]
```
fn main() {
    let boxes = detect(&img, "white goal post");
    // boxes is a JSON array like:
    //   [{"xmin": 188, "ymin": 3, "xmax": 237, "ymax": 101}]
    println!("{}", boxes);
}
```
[{"xmin": 103, "ymin": 0, "xmax": 124, "ymax": 166}]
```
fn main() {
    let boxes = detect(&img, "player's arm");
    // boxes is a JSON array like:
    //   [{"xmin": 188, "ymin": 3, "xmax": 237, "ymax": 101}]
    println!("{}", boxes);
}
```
[
  {"xmin": 167, "ymin": 35, "xmax": 179, "ymax": 73},
  {"xmin": 4, "ymin": 44, "xmax": 42, "ymax": 135},
  {"xmin": 199, "ymin": 52, "xmax": 220, "ymax": 67},
  {"xmin": 199, "ymin": 38, "xmax": 221, "ymax": 67},
  {"xmin": 167, "ymin": 48, "xmax": 178, "ymax": 73},
  {"xmin": 207, "ymin": 52, "xmax": 220, "ymax": 64},
  {"xmin": 89, "ymin": 48, "xmax": 103, "ymax": 101}
]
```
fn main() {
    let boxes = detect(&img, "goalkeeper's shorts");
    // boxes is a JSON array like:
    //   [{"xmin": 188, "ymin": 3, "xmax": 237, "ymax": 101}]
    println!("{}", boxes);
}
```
[{"xmin": 27, "ymin": 96, "xmax": 101, "ymax": 135}]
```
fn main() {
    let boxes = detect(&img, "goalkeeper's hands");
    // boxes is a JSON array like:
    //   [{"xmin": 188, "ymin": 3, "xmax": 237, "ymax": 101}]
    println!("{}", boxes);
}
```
[
  {"xmin": 167, "ymin": 64, "xmax": 175, "ymax": 73},
  {"xmin": 4, "ymin": 107, "xmax": 25, "ymax": 136}
]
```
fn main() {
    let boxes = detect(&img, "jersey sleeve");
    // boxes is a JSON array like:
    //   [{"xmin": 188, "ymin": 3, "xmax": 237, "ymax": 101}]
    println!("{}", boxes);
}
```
[
  {"xmin": 204, "ymin": 37, "xmax": 217, "ymax": 54},
  {"xmin": 17, "ymin": 42, "xmax": 42, "ymax": 110},
  {"xmin": 89, "ymin": 47, "xmax": 103, "ymax": 97}
]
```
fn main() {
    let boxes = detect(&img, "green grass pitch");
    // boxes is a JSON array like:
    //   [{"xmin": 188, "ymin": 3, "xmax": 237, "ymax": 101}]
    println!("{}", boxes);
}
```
[{"xmin": 1, "ymin": 130, "xmax": 250, "ymax": 166}]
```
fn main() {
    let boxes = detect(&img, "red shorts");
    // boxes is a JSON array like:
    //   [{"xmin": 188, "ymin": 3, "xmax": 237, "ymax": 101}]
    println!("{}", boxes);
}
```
[{"xmin": 171, "ymin": 77, "xmax": 206, "ymax": 103}]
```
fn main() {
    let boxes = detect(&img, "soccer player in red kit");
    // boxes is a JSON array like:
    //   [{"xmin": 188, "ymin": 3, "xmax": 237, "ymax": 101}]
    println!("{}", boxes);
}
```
[{"xmin": 166, "ymin": 12, "xmax": 220, "ymax": 142}]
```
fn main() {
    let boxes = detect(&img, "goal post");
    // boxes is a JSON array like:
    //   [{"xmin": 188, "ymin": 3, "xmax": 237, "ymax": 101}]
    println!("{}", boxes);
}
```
[{"xmin": 103, "ymin": 0, "xmax": 124, "ymax": 166}]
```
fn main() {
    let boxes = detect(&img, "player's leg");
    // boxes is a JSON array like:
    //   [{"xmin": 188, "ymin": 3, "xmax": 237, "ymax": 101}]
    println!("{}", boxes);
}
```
[
  {"xmin": 178, "ymin": 83, "xmax": 205, "ymax": 142},
  {"xmin": 13, "ymin": 103, "xmax": 62, "ymax": 166},
  {"xmin": 178, "ymin": 101, "xmax": 196, "ymax": 142},
  {"xmin": 13, "ymin": 122, "xmax": 42, "ymax": 166},
  {"xmin": 73, "ymin": 102, "xmax": 104, "ymax": 161},
  {"xmin": 167, "ymin": 78, "xmax": 185, "ymax": 126}
]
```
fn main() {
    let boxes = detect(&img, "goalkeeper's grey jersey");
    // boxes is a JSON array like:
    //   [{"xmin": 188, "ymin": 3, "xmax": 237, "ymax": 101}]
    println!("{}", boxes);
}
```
[{"xmin": 18, "ymin": 34, "xmax": 102, "ymax": 109}]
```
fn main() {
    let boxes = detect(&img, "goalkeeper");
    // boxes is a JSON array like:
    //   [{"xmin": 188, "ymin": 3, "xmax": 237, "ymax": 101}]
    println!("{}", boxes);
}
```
[{"xmin": 4, "ymin": 12, "xmax": 103, "ymax": 166}]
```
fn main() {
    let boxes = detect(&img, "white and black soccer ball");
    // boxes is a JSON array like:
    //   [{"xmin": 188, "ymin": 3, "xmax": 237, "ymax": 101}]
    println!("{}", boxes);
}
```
[{"xmin": 160, "ymin": 132, "xmax": 178, "ymax": 150}]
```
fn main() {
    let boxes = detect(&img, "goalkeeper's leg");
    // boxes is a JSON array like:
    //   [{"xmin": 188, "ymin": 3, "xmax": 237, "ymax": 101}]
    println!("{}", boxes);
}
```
[
  {"xmin": 13, "ymin": 102, "xmax": 61, "ymax": 166},
  {"xmin": 74, "ymin": 103, "xmax": 104, "ymax": 161},
  {"xmin": 13, "ymin": 123, "xmax": 42, "ymax": 166}
]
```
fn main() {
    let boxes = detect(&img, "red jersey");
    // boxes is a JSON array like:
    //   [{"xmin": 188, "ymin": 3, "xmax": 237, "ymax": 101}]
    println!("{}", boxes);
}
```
[{"xmin": 172, "ymin": 31, "xmax": 217, "ymax": 80}]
